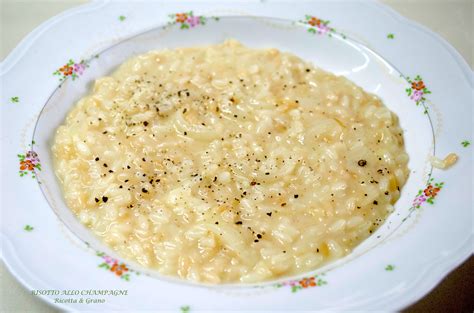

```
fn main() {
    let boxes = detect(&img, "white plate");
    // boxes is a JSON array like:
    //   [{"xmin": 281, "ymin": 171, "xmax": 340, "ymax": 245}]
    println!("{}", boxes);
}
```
[{"xmin": 1, "ymin": 1, "xmax": 472, "ymax": 311}]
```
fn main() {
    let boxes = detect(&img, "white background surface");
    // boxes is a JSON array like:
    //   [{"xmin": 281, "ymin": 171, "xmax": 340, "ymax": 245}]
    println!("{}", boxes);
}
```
[{"xmin": 1, "ymin": 0, "xmax": 472, "ymax": 312}]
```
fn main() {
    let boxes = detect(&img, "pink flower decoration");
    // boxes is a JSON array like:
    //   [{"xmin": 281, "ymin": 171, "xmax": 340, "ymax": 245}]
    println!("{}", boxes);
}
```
[
  {"xmin": 410, "ymin": 89, "xmax": 424, "ymax": 102},
  {"xmin": 26, "ymin": 151, "xmax": 40, "ymax": 164},
  {"xmin": 26, "ymin": 151, "xmax": 37, "ymax": 159},
  {"xmin": 73, "ymin": 63, "xmax": 85, "ymax": 75},
  {"xmin": 187, "ymin": 16, "xmax": 200, "ymax": 27},
  {"xmin": 413, "ymin": 195, "xmax": 426, "ymax": 208},
  {"xmin": 103, "ymin": 256, "xmax": 114, "ymax": 264},
  {"xmin": 317, "ymin": 24, "xmax": 330, "ymax": 35}
]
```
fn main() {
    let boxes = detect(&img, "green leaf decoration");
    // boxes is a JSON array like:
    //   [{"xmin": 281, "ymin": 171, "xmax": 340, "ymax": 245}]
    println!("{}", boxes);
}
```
[{"xmin": 24, "ymin": 225, "xmax": 34, "ymax": 231}]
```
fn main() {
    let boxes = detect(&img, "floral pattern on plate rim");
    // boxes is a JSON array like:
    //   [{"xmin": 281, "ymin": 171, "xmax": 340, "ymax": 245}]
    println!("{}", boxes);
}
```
[
  {"xmin": 167, "ymin": 11, "xmax": 219, "ymax": 29},
  {"xmin": 275, "ymin": 273, "xmax": 328, "ymax": 293},
  {"xmin": 18, "ymin": 141, "xmax": 41, "ymax": 179},
  {"xmin": 411, "ymin": 178, "xmax": 444, "ymax": 208},
  {"xmin": 298, "ymin": 15, "xmax": 346, "ymax": 38},
  {"xmin": 405, "ymin": 75, "xmax": 432, "ymax": 109},
  {"xmin": 97, "ymin": 252, "xmax": 140, "ymax": 281},
  {"xmin": 53, "ymin": 59, "xmax": 88, "ymax": 82}
]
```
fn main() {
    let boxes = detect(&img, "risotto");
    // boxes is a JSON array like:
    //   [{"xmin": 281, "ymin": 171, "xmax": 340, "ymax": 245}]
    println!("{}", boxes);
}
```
[{"xmin": 52, "ymin": 40, "xmax": 409, "ymax": 283}]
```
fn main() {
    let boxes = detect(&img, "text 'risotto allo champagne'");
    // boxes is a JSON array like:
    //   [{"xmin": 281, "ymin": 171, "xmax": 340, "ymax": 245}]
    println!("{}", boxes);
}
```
[{"xmin": 53, "ymin": 40, "xmax": 409, "ymax": 283}]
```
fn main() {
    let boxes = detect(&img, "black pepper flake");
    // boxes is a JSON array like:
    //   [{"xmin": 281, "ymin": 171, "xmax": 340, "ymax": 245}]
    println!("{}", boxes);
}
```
[
  {"xmin": 373, "ymin": 200, "xmax": 378, "ymax": 205},
  {"xmin": 142, "ymin": 158, "xmax": 146, "ymax": 162},
  {"xmin": 108, "ymin": 170, "xmax": 113, "ymax": 173},
  {"xmin": 95, "ymin": 157, "xmax": 99, "ymax": 161},
  {"xmin": 384, "ymin": 191, "xmax": 389, "ymax": 195},
  {"xmin": 265, "ymin": 172, "xmax": 270, "ymax": 175},
  {"xmin": 143, "ymin": 121, "xmax": 149, "ymax": 126},
  {"xmin": 142, "ymin": 188, "xmax": 148, "ymax": 193},
  {"xmin": 254, "ymin": 239, "xmax": 259, "ymax": 243},
  {"xmin": 257, "ymin": 234, "xmax": 262, "ymax": 239},
  {"xmin": 102, "ymin": 196, "xmax": 108, "ymax": 203},
  {"xmin": 127, "ymin": 165, "xmax": 131, "ymax": 169},
  {"xmin": 184, "ymin": 131, "xmax": 187, "ymax": 136},
  {"xmin": 215, "ymin": 221, "xmax": 219, "ymax": 225},
  {"xmin": 183, "ymin": 108, "xmax": 187, "ymax": 114},
  {"xmin": 266, "ymin": 212, "xmax": 272, "ymax": 217},
  {"xmin": 235, "ymin": 221, "xmax": 243, "ymax": 225},
  {"xmin": 358, "ymin": 160, "xmax": 367, "ymax": 167},
  {"xmin": 119, "ymin": 185, "xmax": 123, "ymax": 189},
  {"xmin": 94, "ymin": 198, "xmax": 99, "ymax": 203},
  {"xmin": 213, "ymin": 176, "xmax": 217, "ymax": 182},
  {"xmin": 281, "ymin": 203, "xmax": 287, "ymax": 207},
  {"xmin": 250, "ymin": 181, "xmax": 257, "ymax": 186},
  {"xmin": 306, "ymin": 68, "xmax": 310, "ymax": 72},
  {"xmin": 316, "ymin": 248, "xmax": 320, "ymax": 253},
  {"xmin": 294, "ymin": 194, "xmax": 299, "ymax": 199}
]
